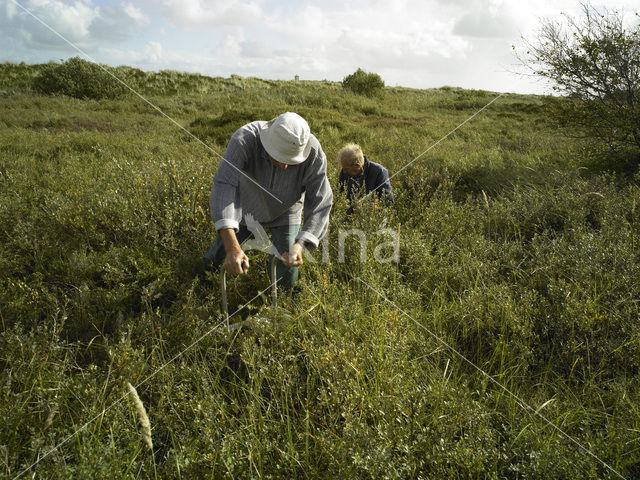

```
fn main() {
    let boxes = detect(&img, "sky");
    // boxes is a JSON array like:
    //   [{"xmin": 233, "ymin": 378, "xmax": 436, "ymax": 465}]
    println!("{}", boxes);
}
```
[{"xmin": 0, "ymin": 0, "xmax": 638, "ymax": 94}]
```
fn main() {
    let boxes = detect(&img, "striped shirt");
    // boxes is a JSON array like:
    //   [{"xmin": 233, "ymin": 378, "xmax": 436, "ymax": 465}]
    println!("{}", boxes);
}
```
[{"xmin": 209, "ymin": 121, "xmax": 333, "ymax": 247}]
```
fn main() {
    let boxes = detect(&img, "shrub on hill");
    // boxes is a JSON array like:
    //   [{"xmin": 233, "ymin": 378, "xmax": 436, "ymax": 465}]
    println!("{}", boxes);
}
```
[
  {"xmin": 342, "ymin": 68, "xmax": 385, "ymax": 97},
  {"xmin": 519, "ymin": 4, "xmax": 640, "ymax": 167},
  {"xmin": 33, "ymin": 57, "xmax": 128, "ymax": 100}
]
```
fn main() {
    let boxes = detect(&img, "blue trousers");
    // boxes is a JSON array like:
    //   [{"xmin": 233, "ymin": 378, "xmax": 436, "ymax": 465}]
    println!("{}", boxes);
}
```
[{"xmin": 204, "ymin": 224, "xmax": 301, "ymax": 288}]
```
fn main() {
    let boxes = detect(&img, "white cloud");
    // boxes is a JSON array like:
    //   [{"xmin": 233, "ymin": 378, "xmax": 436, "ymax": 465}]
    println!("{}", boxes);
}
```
[
  {"xmin": 0, "ymin": 0, "xmax": 150, "ymax": 52},
  {"xmin": 453, "ymin": 6, "xmax": 519, "ymax": 38},
  {"xmin": 144, "ymin": 41, "xmax": 162, "ymax": 63},
  {"xmin": 215, "ymin": 33, "xmax": 243, "ymax": 58},
  {"xmin": 14, "ymin": 0, "xmax": 98, "ymax": 49},
  {"xmin": 161, "ymin": 0, "xmax": 265, "ymax": 28},
  {"xmin": 90, "ymin": 3, "xmax": 150, "ymax": 43},
  {"xmin": 253, "ymin": 0, "xmax": 471, "ymax": 80},
  {"xmin": 240, "ymin": 40, "xmax": 273, "ymax": 59},
  {"xmin": 101, "ymin": 40, "xmax": 166, "ymax": 68},
  {"xmin": 123, "ymin": 3, "xmax": 149, "ymax": 26},
  {"xmin": 4, "ymin": 0, "xmax": 17, "ymax": 20}
]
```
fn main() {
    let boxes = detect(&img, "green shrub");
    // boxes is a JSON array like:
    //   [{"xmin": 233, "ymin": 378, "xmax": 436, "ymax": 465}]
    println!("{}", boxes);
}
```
[
  {"xmin": 342, "ymin": 68, "xmax": 385, "ymax": 97},
  {"xmin": 32, "ymin": 57, "xmax": 128, "ymax": 100},
  {"xmin": 519, "ymin": 4, "xmax": 640, "ymax": 165}
]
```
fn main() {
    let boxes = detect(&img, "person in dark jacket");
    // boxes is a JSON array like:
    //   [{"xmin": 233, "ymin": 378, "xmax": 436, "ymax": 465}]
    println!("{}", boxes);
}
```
[{"xmin": 338, "ymin": 143, "xmax": 394, "ymax": 211}]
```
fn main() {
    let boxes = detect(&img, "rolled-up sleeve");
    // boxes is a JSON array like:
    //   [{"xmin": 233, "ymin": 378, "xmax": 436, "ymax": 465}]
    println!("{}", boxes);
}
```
[
  {"xmin": 210, "ymin": 131, "xmax": 248, "ymax": 231},
  {"xmin": 296, "ymin": 144, "xmax": 333, "ymax": 248}
]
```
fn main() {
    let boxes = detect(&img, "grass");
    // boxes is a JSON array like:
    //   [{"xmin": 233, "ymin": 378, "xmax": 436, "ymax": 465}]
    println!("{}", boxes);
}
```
[{"xmin": 0, "ymin": 62, "xmax": 639, "ymax": 479}]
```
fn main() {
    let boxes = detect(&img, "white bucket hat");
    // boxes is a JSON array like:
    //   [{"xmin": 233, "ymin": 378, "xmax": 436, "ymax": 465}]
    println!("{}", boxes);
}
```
[{"xmin": 259, "ymin": 112, "xmax": 312, "ymax": 165}]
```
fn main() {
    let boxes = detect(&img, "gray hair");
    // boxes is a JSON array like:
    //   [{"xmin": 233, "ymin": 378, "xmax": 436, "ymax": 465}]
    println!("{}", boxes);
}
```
[{"xmin": 338, "ymin": 143, "xmax": 365, "ymax": 167}]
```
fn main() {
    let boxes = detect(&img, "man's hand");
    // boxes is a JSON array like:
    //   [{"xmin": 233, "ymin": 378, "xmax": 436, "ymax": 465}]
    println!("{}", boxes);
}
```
[
  {"xmin": 219, "ymin": 228, "xmax": 249, "ymax": 275},
  {"xmin": 223, "ymin": 247, "xmax": 250, "ymax": 275},
  {"xmin": 281, "ymin": 242, "xmax": 304, "ymax": 268}
]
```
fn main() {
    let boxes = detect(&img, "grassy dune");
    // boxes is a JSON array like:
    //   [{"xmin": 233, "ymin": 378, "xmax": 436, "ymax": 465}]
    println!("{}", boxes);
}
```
[{"xmin": 1, "ymin": 63, "xmax": 639, "ymax": 479}]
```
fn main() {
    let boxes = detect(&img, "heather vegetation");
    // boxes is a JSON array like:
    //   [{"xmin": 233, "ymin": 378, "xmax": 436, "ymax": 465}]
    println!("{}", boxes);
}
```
[{"xmin": 0, "ymin": 62, "xmax": 639, "ymax": 479}]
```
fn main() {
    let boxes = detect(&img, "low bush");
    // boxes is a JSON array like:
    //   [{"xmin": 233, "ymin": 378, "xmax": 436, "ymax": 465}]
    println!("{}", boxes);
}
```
[
  {"xmin": 342, "ymin": 68, "xmax": 385, "ymax": 97},
  {"xmin": 33, "ymin": 57, "xmax": 127, "ymax": 100}
]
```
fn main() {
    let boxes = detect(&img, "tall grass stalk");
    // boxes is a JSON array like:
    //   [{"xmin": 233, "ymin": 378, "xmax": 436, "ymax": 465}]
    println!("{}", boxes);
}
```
[{"xmin": 126, "ymin": 382, "xmax": 153, "ymax": 450}]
